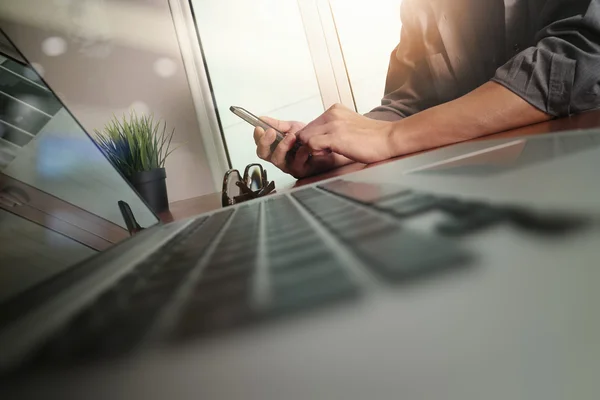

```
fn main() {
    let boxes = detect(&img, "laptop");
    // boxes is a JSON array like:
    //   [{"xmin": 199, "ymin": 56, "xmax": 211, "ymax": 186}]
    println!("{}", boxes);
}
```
[{"xmin": 2, "ymin": 35, "xmax": 600, "ymax": 400}]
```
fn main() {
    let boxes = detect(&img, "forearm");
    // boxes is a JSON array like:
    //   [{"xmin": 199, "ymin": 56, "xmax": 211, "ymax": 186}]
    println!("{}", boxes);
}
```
[{"xmin": 390, "ymin": 81, "xmax": 552, "ymax": 156}]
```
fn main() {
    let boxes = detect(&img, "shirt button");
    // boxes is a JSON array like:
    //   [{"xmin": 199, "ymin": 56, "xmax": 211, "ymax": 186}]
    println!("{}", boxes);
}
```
[{"xmin": 513, "ymin": 44, "xmax": 521, "ymax": 53}]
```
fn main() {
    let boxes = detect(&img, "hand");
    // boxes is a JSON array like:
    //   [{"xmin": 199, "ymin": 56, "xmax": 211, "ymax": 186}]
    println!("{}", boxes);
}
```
[
  {"xmin": 253, "ymin": 116, "xmax": 352, "ymax": 179},
  {"xmin": 297, "ymin": 104, "xmax": 396, "ymax": 164}
]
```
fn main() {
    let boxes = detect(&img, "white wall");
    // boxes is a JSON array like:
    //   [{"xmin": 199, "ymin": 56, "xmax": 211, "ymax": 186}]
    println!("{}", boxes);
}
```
[{"xmin": 0, "ymin": 0, "xmax": 215, "ymax": 202}]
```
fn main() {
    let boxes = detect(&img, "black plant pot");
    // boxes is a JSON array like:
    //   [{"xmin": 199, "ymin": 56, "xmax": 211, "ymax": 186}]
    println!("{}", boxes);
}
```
[{"xmin": 127, "ymin": 168, "xmax": 169, "ymax": 214}]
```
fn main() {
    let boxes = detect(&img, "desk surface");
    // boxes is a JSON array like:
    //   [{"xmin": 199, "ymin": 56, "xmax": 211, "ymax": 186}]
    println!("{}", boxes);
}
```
[{"xmin": 160, "ymin": 109, "xmax": 600, "ymax": 223}]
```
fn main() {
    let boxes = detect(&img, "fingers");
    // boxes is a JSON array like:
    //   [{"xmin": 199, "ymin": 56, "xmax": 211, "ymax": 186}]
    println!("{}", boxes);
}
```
[
  {"xmin": 306, "ymin": 134, "xmax": 334, "ymax": 154},
  {"xmin": 270, "ymin": 132, "xmax": 298, "ymax": 171},
  {"xmin": 288, "ymin": 145, "xmax": 311, "ymax": 175},
  {"xmin": 255, "ymin": 113, "xmax": 333, "ymax": 175},
  {"xmin": 296, "ymin": 105, "xmax": 347, "ymax": 143},
  {"xmin": 253, "ymin": 126, "xmax": 263, "ymax": 145},
  {"xmin": 295, "ymin": 104, "xmax": 350, "ymax": 155},
  {"xmin": 297, "ymin": 121, "xmax": 333, "ymax": 144},
  {"xmin": 255, "ymin": 127, "xmax": 277, "ymax": 161}
]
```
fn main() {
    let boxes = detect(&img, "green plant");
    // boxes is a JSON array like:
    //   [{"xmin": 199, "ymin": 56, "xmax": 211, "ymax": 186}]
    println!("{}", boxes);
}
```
[{"xmin": 94, "ymin": 112, "xmax": 175, "ymax": 176}]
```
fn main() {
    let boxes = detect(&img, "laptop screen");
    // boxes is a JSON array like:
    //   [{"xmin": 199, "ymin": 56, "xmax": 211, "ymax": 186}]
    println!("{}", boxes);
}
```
[{"xmin": 0, "ymin": 32, "xmax": 159, "ymax": 303}]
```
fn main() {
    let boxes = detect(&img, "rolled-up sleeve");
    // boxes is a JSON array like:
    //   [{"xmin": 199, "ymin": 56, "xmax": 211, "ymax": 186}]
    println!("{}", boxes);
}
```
[{"xmin": 492, "ymin": 0, "xmax": 600, "ymax": 117}]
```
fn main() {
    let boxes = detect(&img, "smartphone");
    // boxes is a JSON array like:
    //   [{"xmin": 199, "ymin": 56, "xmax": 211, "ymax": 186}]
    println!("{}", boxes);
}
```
[{"xmin": 230, "ymin": 106, "xmax": 286, "ymax": 152}]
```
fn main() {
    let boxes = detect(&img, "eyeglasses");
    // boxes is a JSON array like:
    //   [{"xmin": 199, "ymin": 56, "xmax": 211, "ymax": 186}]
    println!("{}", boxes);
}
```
[{"xmin": 221, "ymin": 163, "xmax": 276, "ymax": 207}]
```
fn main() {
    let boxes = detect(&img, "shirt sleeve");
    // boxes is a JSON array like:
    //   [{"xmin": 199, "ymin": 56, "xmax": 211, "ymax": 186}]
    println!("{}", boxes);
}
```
[
  {"xmin": 492, "ymin": 0, "xmax": 600, "ymax": 117},
  {"xmin": 365, "ymin": 0, "xmax": 441, "ymax": 121}
]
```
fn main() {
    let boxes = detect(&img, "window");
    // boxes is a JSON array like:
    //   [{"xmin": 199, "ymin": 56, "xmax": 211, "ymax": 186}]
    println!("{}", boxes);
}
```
[
  {"xmin": 329, "ymin": 0, "xmax": 402, "ymax": 114},
  {"xmin": 189, "ymin": 0, "xmax": 325, "ymax": 186},
  {"xmin": 180, "ymin": 0, "xmax": 404, "ymax": 183},
  {"xmin": 0, "ymin": 54, "xmax": 62, "ymax": 168}
]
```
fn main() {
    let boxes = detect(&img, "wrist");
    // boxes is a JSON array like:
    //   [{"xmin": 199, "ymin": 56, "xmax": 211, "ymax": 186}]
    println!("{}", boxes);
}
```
[{"xmin": 387, "ymin": 119, "xmax": 414, "ymax": 158}]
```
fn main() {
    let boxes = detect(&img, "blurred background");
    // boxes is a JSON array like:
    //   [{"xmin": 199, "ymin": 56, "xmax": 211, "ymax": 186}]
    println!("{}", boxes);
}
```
[{"xmin": 0, "ymin": 0, "xmax": 402, "ymax": 200}]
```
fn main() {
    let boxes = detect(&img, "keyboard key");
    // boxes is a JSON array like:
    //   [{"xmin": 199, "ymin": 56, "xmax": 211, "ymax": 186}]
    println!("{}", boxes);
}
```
[
  {"xmin": 503, "ymin": 207, "xmax": 588, "ymax": 235},
  {"xmin": 318, "ymin": 207, "xmax": 370, "ymax": 224},
  {"xmin": 208, "ymin": 250, "xmax": 257, "ymax": 268},
  {"xmin": 377, "ymin": 194, "xmax": 440, "ymax": 217},
  {"xmin": 438, "ymin": 198, "xmax": 478, "ymax": 217},
  {"xmin": 266, "ymin": 226, "xmax": 315, "ymax": 243},
  {"xmin": 214, "ymin": 240, "xmax": 258, "ymax": 257},
  {"xmin": 436, "ymin": 204, "xmax": 505, "ymax": 236},
  {"xmin": 322, "ymin": 213, "xmax": 396, "ymax": 240},
  {"xmin": 270, "ymin": 254, "xmax": 345, "ymax": 288},
  {"xmin": 201, "ymin": 263, "xmax": 254, "ymax": 286},
  {"xmin": 268, "ymin": 236, "xmax": 323, "ymax": 258},
  {"xmin": 435, "ymin": 198, "xmax": 588, "ymax": 236},
  {"xmin": 319, "ymin": 180, "xmax": 412, "ymax": 204},
  {"xmin": 338, "ymin": 219, "xmax": 397, "ymax": 241},
  {"xmin": 267, "ymin": 267, "xmax": 358, "ymax": 316},
  {"xmin": 269, "ymin": 247, "xmax": 332, "ymax": 272},
  {"xmin": 355, "ymin": 230, "xmax": 471, "ymax": 280}
]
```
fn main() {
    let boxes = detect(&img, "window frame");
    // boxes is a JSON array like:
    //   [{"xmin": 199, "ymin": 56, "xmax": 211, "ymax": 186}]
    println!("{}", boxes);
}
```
[
  {"xmin": 296, "ymin": 0, "xmax": 357, "ymax": 111},
  {"xmin": 168, "ymin": 0, "xmax": 232, "ymax": 193}
]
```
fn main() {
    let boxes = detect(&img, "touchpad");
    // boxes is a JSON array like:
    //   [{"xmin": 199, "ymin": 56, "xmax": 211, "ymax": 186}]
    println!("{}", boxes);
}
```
[{"xmin": 406, "ymin": 131, "xmax": 600, "ymax": 176}]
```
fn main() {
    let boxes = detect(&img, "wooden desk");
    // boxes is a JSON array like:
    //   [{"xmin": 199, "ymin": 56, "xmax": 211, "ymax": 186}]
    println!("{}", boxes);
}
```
[
  {"xmin": 161, "ymin": 109, "xmax": 600, "ymax": 222},
  {"xmin": 295, "ymin": 109, "xmax": 600, "ymax": 187},
  {"xmin": 1, "ymin": 174, "xmax": 129, "ymax": 251},
  {"xmin": 159, "ymin": 192, "xmax": 222, "ymax": 223}
]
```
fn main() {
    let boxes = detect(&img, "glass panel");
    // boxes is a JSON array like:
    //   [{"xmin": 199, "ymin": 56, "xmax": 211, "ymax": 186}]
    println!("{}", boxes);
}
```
[
  {"xmin": 190, "ymin": 0, "xmax": 324, "ymax": 187},
  {"xmin": 244, "ymin": 164, "xmax": 263, "ymax": 191},
  {"xmin": 1, "ymin": 58, "xmax": 45, "ymax": 85},
  {"xmin": 329, "ymin": 0, "xmax": 403, "ymax": 114},
  {"xmin": 0, "ymin": 93, "xmax": 51, "ymax": 133},
  {"xmin": 0, "ymin": 122, "xmax": 33, "ymax": 147},
  {"xmin": 0, "ymin": 52, "xmax": 159, "ymax": 302},
  {"xmin": 0, "ymin": 209, "xmax": 95, "ymax": 304},
  {"xmin": 1, "ymin": 106, "xmax": 159, "ymax": 228},
  {"xmin": 0, "ymin": 66, "xmax": 62, "ymax": 116},
  {"xmin": 0, "ymin": 57, "xmax": 158, "ymax": 227}
]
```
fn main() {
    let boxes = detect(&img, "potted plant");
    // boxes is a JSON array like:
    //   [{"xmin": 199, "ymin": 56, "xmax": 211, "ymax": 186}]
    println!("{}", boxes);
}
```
[{"xmin": 95, "ymin": 112, "xmax": 175, "ymax": 214}]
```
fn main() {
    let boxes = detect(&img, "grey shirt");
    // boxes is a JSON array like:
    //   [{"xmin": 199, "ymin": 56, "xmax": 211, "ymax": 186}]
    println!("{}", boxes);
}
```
[{"xmin": 366, "ymin": 0, "xmax": 600, "ymax": 121}]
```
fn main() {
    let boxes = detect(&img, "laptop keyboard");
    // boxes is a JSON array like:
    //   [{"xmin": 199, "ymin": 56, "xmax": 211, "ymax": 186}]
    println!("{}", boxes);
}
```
[
  {"xmin": 320, "ymin": 180, "xmax": 587, "ymax": 236},
  {"xmin": 32, "ymin": 212, "xmax": 233, "ymax": 361},
  {"xmin": 172, "ymin": 196, "xmax": 358, "ymax": 341},
  {"xmin": 172, "ymin": 206, "xmax": 259, "ymax": 339},
  {"xmin": 293, "ymin": 188, "xmax": 469, "ymax": 280},
  {"xmin": 26, "ymin": 179, "xmax": 587, "ymax": 368}
]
